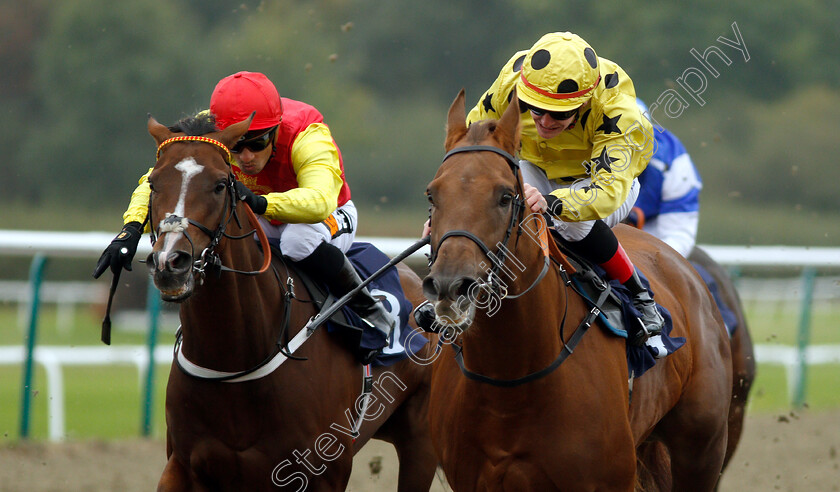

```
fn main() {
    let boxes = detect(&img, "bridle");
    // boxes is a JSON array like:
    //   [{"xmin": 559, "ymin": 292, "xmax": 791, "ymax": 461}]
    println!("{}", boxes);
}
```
[
  {"xmin": 428, "ymin": 143, "xmax": 606, "ymax": 388},
  {"xmin": 149, "ymin": 136, "xmax": 271, "ymax": 282},
  {"xmin": 428, "ymin": 144, "xmax": 550, "ymax": 299}
]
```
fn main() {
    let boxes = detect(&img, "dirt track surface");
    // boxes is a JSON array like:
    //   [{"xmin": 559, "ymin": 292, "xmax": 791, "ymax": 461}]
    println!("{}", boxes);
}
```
[{"xmin": 1, "ymin": 410, "xmax": 837, "ymax": 491}]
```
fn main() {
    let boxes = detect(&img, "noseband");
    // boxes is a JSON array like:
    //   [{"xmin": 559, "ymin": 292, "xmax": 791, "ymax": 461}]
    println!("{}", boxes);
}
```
[
  {"xmin": 429, "ymin": 145, "xmax": 547, "ymax": 298},
  {"xmin": 150, "ymin": 136, "xmax": 270, "ymax": 281}
]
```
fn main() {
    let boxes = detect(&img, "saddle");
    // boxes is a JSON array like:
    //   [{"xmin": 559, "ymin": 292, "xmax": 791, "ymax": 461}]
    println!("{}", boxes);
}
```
[{"xmin": 546, "ymin": 230, "xmax": 685, "ymax": 378}]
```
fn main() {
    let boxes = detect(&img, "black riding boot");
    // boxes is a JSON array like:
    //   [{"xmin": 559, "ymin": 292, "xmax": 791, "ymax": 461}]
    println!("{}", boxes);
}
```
[
  {"xmin": 296, "ymin": 242, "xmax": 395, "ymax": 343},
  {"xmin": 623, "ymin": 270, "xmax": 665, "ymax": 346}
]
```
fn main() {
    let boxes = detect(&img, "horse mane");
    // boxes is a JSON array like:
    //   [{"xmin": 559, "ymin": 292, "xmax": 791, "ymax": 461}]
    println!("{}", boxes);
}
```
[{"xmin": 167, "ymin": 112, "xmax": 218, "ymax": 136}]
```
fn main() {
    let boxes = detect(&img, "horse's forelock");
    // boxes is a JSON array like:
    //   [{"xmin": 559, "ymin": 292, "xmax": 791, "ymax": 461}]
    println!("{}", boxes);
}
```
[{"xmin": 168, "ymin": 113, "xmax": 219, "ymax": 136}]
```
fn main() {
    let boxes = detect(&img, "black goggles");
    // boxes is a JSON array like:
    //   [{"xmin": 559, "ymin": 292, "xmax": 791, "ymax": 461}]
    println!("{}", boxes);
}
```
[
  {"xmin": 231, "ymin": 126, "xmax": 278, "ymax": 154},
  {"xmin": 519, "ymin": 101, "xmax": 578, "ymax": 121}
]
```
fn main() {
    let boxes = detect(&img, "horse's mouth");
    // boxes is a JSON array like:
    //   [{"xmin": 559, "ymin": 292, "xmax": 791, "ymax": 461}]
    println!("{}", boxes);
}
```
[
  {"xmin": 155, "ymin": 274, "xmax": 194, "ymax": 302},
  {"xmin": 432, "ymin": 299, "xmax": 475, "ymax": 333}
]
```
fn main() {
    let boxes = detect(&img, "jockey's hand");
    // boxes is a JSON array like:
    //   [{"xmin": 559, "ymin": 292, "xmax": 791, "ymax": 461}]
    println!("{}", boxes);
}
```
[
  {"xmin": 523, "ymin": 183, "xmax": 547, "ymax": 214},
  {"xmin": 92, "ymin": 221, "xmax": 143, "ymax": 278},
  {"xmin": 421, "ymin": 218, "xmax": 431, "ymax": 238},
  {"xmin": 234, "ymin": 181, "xmax": 267, "ymax": 215}
]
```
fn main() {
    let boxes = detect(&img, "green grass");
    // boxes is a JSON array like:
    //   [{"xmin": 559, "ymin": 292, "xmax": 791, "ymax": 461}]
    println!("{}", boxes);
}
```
[{"xmin": 1, "ymin": 297, "xmax": 839, "ymax": 443}]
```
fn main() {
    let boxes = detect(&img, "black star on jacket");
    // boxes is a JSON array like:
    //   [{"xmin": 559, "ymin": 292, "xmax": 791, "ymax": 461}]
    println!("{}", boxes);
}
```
[
  {"xmin": 596, "ymin": 113, "xmax": 622, "ymax": 135},
  {"xmin": 482, "ymin": 93, "xmax": 495, "ymax": 114},
  {"xmin": 591, "ymin": 147, "xmax": 618, "ymax": 174}
]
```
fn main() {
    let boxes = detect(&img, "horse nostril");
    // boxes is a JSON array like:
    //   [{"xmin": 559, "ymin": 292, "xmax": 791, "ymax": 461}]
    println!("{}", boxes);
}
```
[
  {"xmin": 167, "ymin": 251, "xmax": 193, "ymax": 273},
  {"xmin": 449, "ymin": 276, "xmax": 476, "ymax": 301},
  {"xmin": 422, "ymin": 277, "xmax": 441, "ymax": 301}
]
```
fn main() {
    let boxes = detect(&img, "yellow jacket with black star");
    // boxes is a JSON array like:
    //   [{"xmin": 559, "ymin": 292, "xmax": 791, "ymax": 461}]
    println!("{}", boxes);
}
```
[
  {"xmin": 123, "ymin": 100, "xmax": 348, "ymax": 228},
  {"xmin": 467, "ymin": 51, "xmax": 654, "ymax": 222}
]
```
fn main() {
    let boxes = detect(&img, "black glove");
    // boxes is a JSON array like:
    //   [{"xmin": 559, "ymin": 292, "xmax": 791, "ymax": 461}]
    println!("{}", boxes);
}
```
[
  {"xmin": 234, "ymin": 181, "xmax": 268, "ymax": 215},
  {"xmin": 92, "ymin": 221, "xmax": 143, "ymax": 278},
  {"xmin": 544, "ymin": 194, "xmax": 563, "ymax": 218}
]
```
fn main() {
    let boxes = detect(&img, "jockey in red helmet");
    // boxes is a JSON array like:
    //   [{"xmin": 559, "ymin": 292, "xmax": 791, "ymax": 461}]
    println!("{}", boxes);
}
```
[{"xmin": 95, "ymin": 71, "xmax": 394, "ymax": 355}]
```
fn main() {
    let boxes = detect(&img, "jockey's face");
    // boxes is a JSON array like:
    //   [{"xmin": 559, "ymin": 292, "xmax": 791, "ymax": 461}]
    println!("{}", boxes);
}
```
[
  {"xmin": 530, "ymin": 108, "xmax": 578, "ymax": 139},
  {"xmin": 231, "ymin": 127, "xmax": 276, "ymax": 175}
]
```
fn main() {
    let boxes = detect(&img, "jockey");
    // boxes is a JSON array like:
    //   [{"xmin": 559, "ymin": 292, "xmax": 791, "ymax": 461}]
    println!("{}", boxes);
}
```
[
  {"xmin": 93, "ymin": 71, "xmax": 395, "ymax": 344},
  {"xmin": 427, "ymin": 32, "xmax": 664, "ymax": 345},
  {"xmin": 627, "ymin": 98, "xmax": 702, "ymax": 258}
]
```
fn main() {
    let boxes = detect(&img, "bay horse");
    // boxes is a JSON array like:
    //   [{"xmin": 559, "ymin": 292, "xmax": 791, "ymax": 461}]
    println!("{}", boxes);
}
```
[
  {"xmin": 423, "ymin": 90, "xmax": 733, "ymax": 491},
  {"xmin": 144, "ymin": 114, "xmax": 438, "ymax": 491}
]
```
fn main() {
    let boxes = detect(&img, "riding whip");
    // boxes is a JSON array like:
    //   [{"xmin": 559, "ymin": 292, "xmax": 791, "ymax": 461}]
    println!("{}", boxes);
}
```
[{"xmin": 302, "ymin": 235, "xmax": 431, "ymax": 334}]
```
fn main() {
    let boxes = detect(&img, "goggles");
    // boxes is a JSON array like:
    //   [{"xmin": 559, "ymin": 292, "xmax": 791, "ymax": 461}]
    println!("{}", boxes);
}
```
[
  {"xmin": 519, "ymin": 101, "xmax": 578, "ymax": 121},
  {"xmin": 231, "ymin": 126, "xmax": 278, "ymax": 154}
]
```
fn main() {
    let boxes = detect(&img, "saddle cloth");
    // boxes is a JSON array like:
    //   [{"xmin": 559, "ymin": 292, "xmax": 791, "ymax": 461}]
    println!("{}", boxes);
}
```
[
  {"xmin": 548, "ymin": 235, "xmax": 685, "ymax": 378},
  {"xmin": 287, "ymin": 241, "xmax": 429, "ymax": 367}
]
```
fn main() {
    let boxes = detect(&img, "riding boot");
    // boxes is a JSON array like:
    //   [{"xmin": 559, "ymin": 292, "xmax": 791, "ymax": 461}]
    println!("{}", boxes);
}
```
[
  {"xmin": 296, "ymin": 242, "xmax": 395, "ymax": 344},
  {"xmin": 562, "ymin": 220, "xmax": 663, "ymax": 346},
  {"xmin": 623, "ymin": 270, "xmax": 665, "ymax": 346}
]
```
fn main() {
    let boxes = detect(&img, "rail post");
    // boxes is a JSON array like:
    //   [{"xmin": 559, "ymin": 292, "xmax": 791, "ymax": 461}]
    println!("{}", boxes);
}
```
[
  {"xmin": 19, "ymin": 253, "xmax": 48, "ymax": 439},
  {"xmin": 792, "ymin": 267, "xmax": 816, "ymax": 408},
  {"xmin": 141, "ymin": 280, "xmax": 161, "ymax": 437}
]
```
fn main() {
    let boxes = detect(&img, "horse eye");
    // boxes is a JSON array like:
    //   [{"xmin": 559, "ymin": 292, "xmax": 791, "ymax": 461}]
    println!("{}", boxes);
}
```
[
  {"xmin": 499, "ymin": 192, "xmax": 513, "ymax": 207},
  {"xmin": 214, "ymin": 182, "xmax": 226, "ymax": 194}
]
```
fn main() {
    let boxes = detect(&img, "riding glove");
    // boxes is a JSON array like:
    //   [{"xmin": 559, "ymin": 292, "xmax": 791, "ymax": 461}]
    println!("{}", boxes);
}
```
[
  {"xmin": 92, "ymin": 221, "xmax": 143, "ymax": 278},
  {"xmin": 234, "ymin": 181, "xmax": 268, "ymax": 215}
]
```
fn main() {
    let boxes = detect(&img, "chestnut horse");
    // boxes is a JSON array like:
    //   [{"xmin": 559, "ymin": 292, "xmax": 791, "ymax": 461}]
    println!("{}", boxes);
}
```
[
  {"xmin": 423, "ymin": 90, "xmax": 732, "ymax": 491},
  {"xmin": 145, "ymin": 114, "xmax": 437, "ymax": 491},
  {"xmin": 688, "ymin": 246, "xmax": 756, "ymax": 485}
]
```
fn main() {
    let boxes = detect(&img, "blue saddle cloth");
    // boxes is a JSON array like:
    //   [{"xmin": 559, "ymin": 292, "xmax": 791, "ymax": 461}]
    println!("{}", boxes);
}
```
[
  {"xmin": 333, "ymin": 242, "xmax": 429, "ymax": 367},
  {"xmin": 690, "ymin": 262, "xmax": 739, "ymax": 337},
  {"xmin": 573, "ymin": 266, "xmax": 686, "ymax": 378}
]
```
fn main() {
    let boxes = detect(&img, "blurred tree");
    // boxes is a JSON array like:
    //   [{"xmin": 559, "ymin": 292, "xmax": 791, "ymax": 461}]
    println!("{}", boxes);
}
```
[{"xmin": 16, "ymin": 0, "xmax": 216, "ymax": 207}]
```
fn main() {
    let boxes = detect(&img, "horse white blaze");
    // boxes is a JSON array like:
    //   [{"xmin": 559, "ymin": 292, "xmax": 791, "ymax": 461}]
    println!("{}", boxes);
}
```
[{"xmin": 156, "ymin": 158, "xmax": 204, "ymax": 269}]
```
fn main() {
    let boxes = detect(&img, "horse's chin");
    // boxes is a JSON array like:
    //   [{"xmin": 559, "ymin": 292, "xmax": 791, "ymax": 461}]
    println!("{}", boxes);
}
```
[{"xmin": 155, "ymin": 274, "xmax": 195, "ymax": 302}]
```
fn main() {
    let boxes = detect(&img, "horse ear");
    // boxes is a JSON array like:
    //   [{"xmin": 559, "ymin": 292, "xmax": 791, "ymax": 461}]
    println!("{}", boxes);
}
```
[
  {"xmin": 444, "ymin": 89, "xmax": 468, "ymax": 151},
  {"xmin": 216, "ymin": 112, "xmax": 256, "ymax": 149},
  {"xmin": 497, "ymin": 91, "xmax": 521, "ymax": 154},
  {"xmin": 148, "ymin": 115, "xmax": 174, "ymax": 146}
]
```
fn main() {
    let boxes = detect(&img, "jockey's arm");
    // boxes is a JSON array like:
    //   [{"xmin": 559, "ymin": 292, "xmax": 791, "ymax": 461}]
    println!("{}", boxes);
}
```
[
  {"xmin": 123, "ymin": 168, "xmax": 153, "ymax": 232},
  {"xmin": 261, "ymin": 123, "xmax": 343, "ymax": 224}
]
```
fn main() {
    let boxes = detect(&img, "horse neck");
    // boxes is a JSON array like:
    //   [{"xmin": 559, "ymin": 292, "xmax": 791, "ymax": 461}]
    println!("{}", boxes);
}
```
[
  {"xmin": 460, "ymin": 233, "xmax": 584, "ymax": 378},
  {"xmin": 177, "ymin": 232, "xmax": 284, "ymax": 371}
]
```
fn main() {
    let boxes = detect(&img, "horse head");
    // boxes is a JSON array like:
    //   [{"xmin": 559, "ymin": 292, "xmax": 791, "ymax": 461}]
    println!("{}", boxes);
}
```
[
  {"xmin": 145, "ymin": 113, "xmax": 253, "ymax": 301},
  {"xmin": 423, "ymin": 89, "xmax": 525, "ymax": 332}
]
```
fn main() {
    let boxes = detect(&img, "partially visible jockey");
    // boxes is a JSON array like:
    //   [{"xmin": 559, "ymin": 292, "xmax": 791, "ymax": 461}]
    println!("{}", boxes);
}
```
[
  {"xmin": 93, "ymin": 71, "xmax": 395, "ymax": 346},
  {"xmin": 433, "ymin": 32, "xmax": 664, "ymax": 346},
  {"xmin": 627, "ymin": 98, "xmax": 703, "ymax": 258},
  {"xmin": 627, "ymin": 100, "xmax": 739, "ymax": 333}
]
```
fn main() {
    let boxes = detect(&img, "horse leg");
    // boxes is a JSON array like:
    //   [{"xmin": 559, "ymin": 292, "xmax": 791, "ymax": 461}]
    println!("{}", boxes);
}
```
[
  {"xmin": 371, "ymin": 381, "xmax": 438, "ymax": 492},
  {"xmin": 715, "ymin": 321, "xmax": 756, "ymax": 490},
  {"xmin": 654, "ymin": 386, "xmax": 730, "ymax": 491}
]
